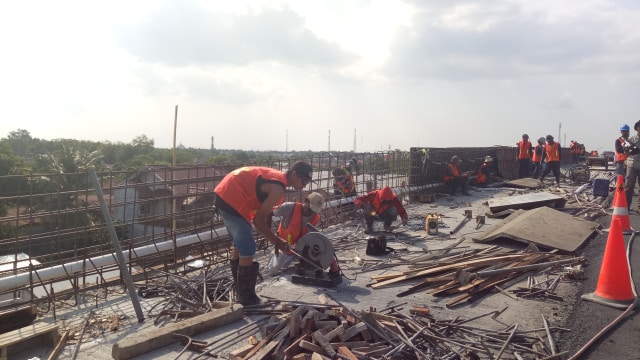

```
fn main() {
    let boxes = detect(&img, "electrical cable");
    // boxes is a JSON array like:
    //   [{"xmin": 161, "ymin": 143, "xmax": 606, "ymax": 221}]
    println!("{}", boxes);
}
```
[{"xmin": 567, "ymin": 230, "xmax": 638, "ymax": 360}]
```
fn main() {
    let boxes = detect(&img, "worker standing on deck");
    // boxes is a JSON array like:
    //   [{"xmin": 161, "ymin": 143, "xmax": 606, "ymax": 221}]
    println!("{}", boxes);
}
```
[
  {"xmin": 214, "ymin": 161, "xmax": 313, "ymax": 306},
  {"xmin": 532, "ymin": 137, "xmax": 546, "ymax": 179},
  {"xmin": 539, "ymin": 135, "xmax": 561, "ymax": 187},
  {"xmin": 267, "ymin": 192, "xmax": 341, "ymax": 281},
  {"xmin": 615, "ymin": 124, "xmax": 631, "ymax": 177},
  {"xmin": 353, "ymin": 186, "xmax": 408, "ymax": 234},
  {"xmin": 624, "ymin": 120, "xmax": 640, "ymax": 211},
  {"xmin": 517, "ymin": 134, "xmax": 533, "ymax": 178}
]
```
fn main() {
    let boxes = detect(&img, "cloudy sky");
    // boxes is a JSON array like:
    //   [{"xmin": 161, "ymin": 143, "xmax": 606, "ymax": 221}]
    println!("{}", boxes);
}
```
[{"xmin": 1, "ymin": 0, "xmax": 639, "ymax": 152}]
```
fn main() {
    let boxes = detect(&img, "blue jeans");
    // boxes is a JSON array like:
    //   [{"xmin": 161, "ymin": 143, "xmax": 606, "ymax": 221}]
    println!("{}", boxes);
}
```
[{"xmin": 218, "ymin": 209, "xmax": 256, "ymax": 258}]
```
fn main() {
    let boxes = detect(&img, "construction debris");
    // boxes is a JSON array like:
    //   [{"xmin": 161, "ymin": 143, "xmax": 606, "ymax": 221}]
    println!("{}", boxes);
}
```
[
  {"xmin": 197, "ymin": 300, "xmax": 573, "ymax": 359},
  {"xmin": 368, "ymin": 246, "xmax": 584, "ymax": 308}
]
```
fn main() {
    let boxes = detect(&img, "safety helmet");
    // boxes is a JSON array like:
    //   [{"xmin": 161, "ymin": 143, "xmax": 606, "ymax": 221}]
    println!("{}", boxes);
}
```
[{"xmin": 620, "ymin": 124, "xmax": 630, "ymax": 131}]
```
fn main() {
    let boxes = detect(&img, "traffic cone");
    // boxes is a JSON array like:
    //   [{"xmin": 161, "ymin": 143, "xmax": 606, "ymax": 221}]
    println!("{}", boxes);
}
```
[
  {"xmin": 609, "ymin": 175, "xmax": 632, "ymax": 235},
  {"xmin": 581, "ymin": 219, "xmax": 636, "ymax": 309}
]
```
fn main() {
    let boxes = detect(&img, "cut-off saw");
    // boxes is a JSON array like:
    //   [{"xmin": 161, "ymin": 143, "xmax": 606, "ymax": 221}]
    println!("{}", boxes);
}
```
[{"xmin": 291, "ymin": 232, "xmax": 340, "ymax": 287}]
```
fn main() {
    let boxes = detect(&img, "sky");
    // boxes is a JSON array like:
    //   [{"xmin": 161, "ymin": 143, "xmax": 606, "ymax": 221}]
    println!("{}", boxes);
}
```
[{"xmin": 1, "ymin": 0, "xmax": 639, "ymax": 153}]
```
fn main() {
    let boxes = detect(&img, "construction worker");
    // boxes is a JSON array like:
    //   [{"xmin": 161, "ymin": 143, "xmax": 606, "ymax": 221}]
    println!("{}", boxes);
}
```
[
  {"xmin": 539, "ymin": 135, "xmax": 561, "ymax": 187},
  {"xmin": 267, "ymin": 192, "xmax": 342, "ymax": 281},
  {"xmin": 332, "ymin": 158, "xmax": 358, "ymax": 198},
  {"xmin": 475, "ymin": 156, "xmax": 492, "ymax": 186},
  {"xmin": 517, "ymin": 134, "xmax": 533, "ymax": 178},
  {"xmin": 615, "ymin": 124, "xmax": 631, "ymax": 177},
  {"xmin": 214, "ymin": 161, "xmax": 313, "ymax": 306},
  {"xmin": 570, "ymin": 140, "xmax": 579, "ymax": 164},
  {"xmin": 624, "ymin": 120, "xmax": 640, "ymax": 211},
  {"xmin": 531, "ymin": 137, "xmax": 546, "ymax": 179},
  {"xmin": 353, "ymin": 186, "xmax": 408, "ymax": 234},
  {"xmin": 444, "ymin": 155, "xmax": 470, "ymax": 195}
]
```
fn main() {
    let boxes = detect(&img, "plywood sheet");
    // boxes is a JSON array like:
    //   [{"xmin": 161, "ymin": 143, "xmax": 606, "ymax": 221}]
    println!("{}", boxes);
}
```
[
  {"xmin": 503, "ymin": 178, "xmax": 544, "ymax": 189},
  {"xmin": 471, "ymin": 207, "xmax": 600, "ymax": 254},
  {"xmin": 488, "ymin": 192, "xmax": 566, "ymax": 213}
]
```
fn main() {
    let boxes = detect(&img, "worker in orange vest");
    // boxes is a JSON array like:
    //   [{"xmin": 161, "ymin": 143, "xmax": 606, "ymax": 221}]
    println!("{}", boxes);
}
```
[
  {"xmin": 444, "ymin": 155, "xmax": 470, "ymax": 195},
  {"xmin": 353, "ymin": 186, "xmax": 408, "ymax": 233},
  {"xmin": 267, "ymin": 192, "xmax": 342, "ymax": 282},
  {"xmin": 475, "ymin": 156, "xmax": 492, "ymax": 186},
  {"xmin": 214, "ymin": 161, "xmax": 313, "ymax": 306},
  {"xmin": 615, "ymin": 124, "xmax": 631, "ymax": 177},
  {"xmin": 517, "ymin": 134, "xmax": 533, "ymax": 178},
  {"xmin": 531, "ymin": 137, "xmax": 546, "ymax": 179},
  {"xmin": 539, "ymin": 135, "xmax": 561, "ymax": 187}
]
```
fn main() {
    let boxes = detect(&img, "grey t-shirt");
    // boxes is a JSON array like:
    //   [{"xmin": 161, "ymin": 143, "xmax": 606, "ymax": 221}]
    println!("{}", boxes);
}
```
[{"xmin": 273, "ymin": 202, "xmax": 315, "ymax": 229}]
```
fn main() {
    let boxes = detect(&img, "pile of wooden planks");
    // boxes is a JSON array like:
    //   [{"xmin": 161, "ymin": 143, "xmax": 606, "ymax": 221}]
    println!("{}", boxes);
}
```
[
  {"xmin": 369, "ymin": 247, "xmax": 585, "ymax": 308},
  {"xmin": 223, "ymin": 301, "xmax": 570, "ymax": 359},
  {"xmin": 229, "ymin": 303, "xmax": 396, "ymax": 359}
]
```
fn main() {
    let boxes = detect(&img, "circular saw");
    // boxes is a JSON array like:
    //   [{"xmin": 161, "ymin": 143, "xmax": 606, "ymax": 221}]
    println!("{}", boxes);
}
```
[{"xmin": 294, "ymin": 232, "xmax": 335, "ymax": 271}]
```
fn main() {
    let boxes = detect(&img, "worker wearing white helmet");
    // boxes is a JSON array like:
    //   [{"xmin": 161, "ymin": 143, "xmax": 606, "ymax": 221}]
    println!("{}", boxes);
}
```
[{"xmin": 615, "ymin": 124, "xmax": 631, "ymax": 177}]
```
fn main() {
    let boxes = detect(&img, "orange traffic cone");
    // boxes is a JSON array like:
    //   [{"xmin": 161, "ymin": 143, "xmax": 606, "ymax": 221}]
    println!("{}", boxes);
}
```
[
  {"xmin": 581, "ymin": 219, "xmax": 636, "ymax": 309},
  {"xmin": 609, "ymin": 175, "xmax": 632, "ymax": 235}
]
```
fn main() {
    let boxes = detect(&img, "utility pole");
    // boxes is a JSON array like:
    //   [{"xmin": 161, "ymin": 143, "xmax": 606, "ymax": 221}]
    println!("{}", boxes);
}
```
[
  {"xmin": 286, "ymin": 129, "xmax": 288, "ymax": 152},
  {"xmin": 328, "ymin": 130, "xmax": 331, "ymax": 152},
  {"xmin": 353, "ymin": 129, "xmax": 357, "ymax": 152},
  {"xmin": 558, "ymin": 122, "xmax": 561, "ymax": 143},
  {"xmin": 211, "ymin": 136, "xmax": 214, "ymax": 151}
]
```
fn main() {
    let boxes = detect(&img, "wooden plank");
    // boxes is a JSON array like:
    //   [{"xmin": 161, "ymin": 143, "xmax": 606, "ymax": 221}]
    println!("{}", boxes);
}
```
[
  {"xmin": 313, "ymin": 329, "xmax": 337, "ymax": 358},
  {"xmin": 299, "ymin": 340, "xmax": 323, "ymax": 353},
  {"xmin": 246, "ymin": 325, "xmax": 289, "ymax": 360},
  {"xmin": 47, "ymin": 329, "xmax": 69, "ymax": 360},
  {"xmin": 371, "ymin": 254, "xmax": 527, "ymax": 288},
  {"xmin": 337, "ymin": 322, "xmax": 368, "ymax": 342},
  {"xmin": 337, "ymin": 346, "xmax": 359, "ymax": 360},
  {"xmin": 283, "ymin": 334, "xmax": 310, "ymax": 359},
  {"xmin": 0, "ymin": 322, "xmax": 59, "ymax": 360},
  {"xmin": 113, "ymin": 303, "xmax": 243, "ymax": 360}
]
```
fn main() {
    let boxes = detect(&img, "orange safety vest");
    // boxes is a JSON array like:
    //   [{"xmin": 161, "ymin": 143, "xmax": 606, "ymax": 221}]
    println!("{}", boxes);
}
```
[
  {"xmin": 570, "ymin": 142, "xmax": 577, "ymax": 154},
  {"xmin": 545, "ymin": 143, "xmax": 560, "ymax": 162},
  {"xmin": 277, "ymin": 203, "xmax": 320, "ymax": 246},
  {"xmin": 443, "ymin": 163, "xmax": 460, "ymax": 182},
  {"xmin": 532, "ymin": 144, "xmax": 543, "ymax": 163},
  {"xmin": 371, "ymin": 187, "xmax": 395, "ymax": 215},
  {"xmin": 335, "ymin": 168, "xmax": 355, "ymax": 195},
  {"xmin": 616, "ymin": 138, "xmax": 629, "ymax": 162},
  {"xmin": 518, "ymin": 140, "xmax": 532, "ymax": 159},
  {"xmin": 476, "ymin": 162, "xmax": 488, "ymax": 184},
  {"xmin": 214, "ymin": 167, "xmax": 288, "ymax": 224}
]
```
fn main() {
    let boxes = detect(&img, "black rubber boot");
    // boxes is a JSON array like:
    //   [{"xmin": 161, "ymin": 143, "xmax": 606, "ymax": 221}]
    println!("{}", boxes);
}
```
[
  {"xmin": 229, "ymin": 259, "xmax": 239, "ymax": 301},
  {"xmin": 237, "ymin": 262, "xmax": 261, "ymax": 306}
]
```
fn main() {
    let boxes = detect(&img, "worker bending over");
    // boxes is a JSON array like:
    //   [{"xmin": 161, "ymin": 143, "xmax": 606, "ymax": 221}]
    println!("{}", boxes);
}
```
[
  {"xmin": 267, "ymin": 192, "xmax": 341, "ymax": 281},
  {"xmin": 353, "ymin": 186, "xmax": 408, "ymax": 234},
  {"xmin": 214, "ymin": 161, "xmax": 313, "ymax": 306}
]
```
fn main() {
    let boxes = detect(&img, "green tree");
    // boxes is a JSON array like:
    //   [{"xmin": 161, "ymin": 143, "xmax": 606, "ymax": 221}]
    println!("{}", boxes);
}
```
[{"xmin": 4, "ymin": 129, "xmax": 33, "ymax": 158}]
